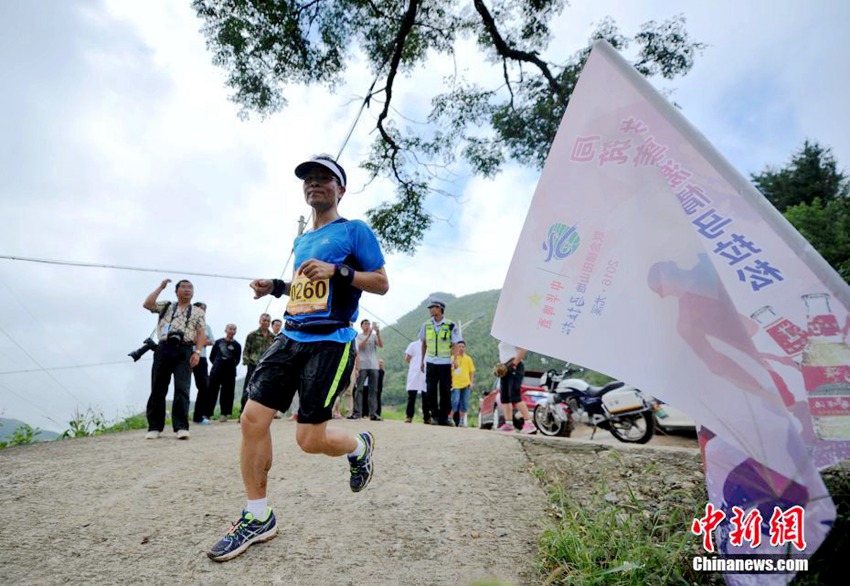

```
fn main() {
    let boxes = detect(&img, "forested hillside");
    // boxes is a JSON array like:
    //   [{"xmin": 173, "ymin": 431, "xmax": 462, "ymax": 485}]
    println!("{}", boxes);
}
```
[{"xmin": 376, "ymin": 290, "xmax": 612, "ymax": 407}]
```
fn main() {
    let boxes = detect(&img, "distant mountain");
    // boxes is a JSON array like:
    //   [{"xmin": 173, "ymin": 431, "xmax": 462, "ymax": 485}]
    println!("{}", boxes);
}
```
[{"xmin": 0, "ymin": 418, "xmax": 60, "ymax": 443}]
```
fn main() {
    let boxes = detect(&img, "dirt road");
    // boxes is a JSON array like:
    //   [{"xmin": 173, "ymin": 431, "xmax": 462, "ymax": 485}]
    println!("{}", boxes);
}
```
[{"xmin": 0, "ymin": 419, "xmax": 699, "ymax": 585}]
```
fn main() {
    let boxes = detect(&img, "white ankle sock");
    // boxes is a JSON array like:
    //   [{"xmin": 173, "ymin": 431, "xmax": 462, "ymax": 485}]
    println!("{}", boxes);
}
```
[
  {"xmin": 348, "ymin": 435, "xmax": 366, "ymax": 458},
  {"xmin": 246, "ymin": 498, "xmax": 268, "ymax": 520}
]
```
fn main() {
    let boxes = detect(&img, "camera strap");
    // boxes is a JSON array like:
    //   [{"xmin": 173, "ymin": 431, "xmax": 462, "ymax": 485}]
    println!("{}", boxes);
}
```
[
  {"xmin": 170, "ymin": 303, "xmax": 192, "ymax": 323},
  {"xmin": 162, "ymin": 302, "xmax": 192, "ymax": 337},
  {"xmin": 158, "ymin": 302, "xmax": 171, "ymax": 320}
]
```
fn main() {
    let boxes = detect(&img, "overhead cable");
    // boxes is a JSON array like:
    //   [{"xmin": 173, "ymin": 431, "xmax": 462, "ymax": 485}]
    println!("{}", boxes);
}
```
[
  {"xmin": 0, "ymin": 381, "xmax": 64, "ymax": 428},
  {"xmin": 0, "ymin": 358, "xmax": 151, "ymax": 376},
  {"xmin": 0, "ymin": 324, "xmax": 85, "ymax": 404},
  {"xmin": 0, "ymin": 254, "xmax": 255, "ymax": 280}
]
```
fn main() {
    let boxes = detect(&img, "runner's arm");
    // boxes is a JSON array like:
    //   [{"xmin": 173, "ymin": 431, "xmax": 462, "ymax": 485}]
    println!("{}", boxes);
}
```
[
  {"xmin": 249, "ymin": 279, "xmax": 290, "ymax": 299},
  {"xmin": 299, "ymin": 260, "xmax": 389, "ymax": 295}
]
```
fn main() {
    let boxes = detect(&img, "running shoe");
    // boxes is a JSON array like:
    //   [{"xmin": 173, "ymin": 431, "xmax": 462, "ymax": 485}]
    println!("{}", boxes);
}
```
[
  {"xmin": 207, "ymin": 508, "xmax": 278, "ymax": 562},
  {"xmin": 521, "ymin": 422, "xmax": 537, "ymax": 435},
  {"xmin": 498, "ymin": 423, "xmax": 515, "ymax": 432},
  {"xmin": 348, "ymin": 431, "xmax": 375, "ymax": 493}
]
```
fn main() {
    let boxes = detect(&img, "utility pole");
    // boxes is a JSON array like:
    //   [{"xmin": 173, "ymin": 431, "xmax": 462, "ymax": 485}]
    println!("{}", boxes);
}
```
[
  {"xmin": 264, "ymin": 215, "xmax": 307, "ymax": 313},
  {"xmin": 460, "ymin": 312, "xmax": 486, "ymax": 331}
]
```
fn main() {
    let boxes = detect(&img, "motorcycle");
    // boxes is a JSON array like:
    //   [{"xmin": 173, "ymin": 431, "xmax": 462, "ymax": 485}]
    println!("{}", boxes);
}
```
[{"xmin": 532, "ymin": 365, "xmax": 655, "ymax": 444}]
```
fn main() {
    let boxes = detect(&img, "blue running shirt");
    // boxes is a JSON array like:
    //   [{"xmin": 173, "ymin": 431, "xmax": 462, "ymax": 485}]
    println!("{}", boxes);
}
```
[{"xmin": 284, "ymin": 218, "xmax": 385, "ymax": 343}]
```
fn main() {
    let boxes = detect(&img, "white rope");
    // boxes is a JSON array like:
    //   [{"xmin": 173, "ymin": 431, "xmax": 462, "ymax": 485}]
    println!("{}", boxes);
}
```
[{"xmin": 0, "ymin": 254, "xmax": 255, "ymax": 280}]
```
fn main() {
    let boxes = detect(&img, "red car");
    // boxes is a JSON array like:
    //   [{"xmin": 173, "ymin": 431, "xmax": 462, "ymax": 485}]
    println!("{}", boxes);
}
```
[{"xmin": 477, "ymin": 370, "xmax": 549, "ymax": 430}]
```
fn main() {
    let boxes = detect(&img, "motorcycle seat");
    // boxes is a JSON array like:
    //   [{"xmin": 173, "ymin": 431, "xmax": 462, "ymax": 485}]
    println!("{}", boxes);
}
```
[{"xmin": 585, "ymin": 380, "xmax": 625, "ymax": 397}]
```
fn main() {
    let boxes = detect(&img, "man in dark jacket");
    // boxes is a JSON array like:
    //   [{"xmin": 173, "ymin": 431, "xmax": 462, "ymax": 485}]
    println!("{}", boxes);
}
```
[{"xmin": 208, "ymin": 323, "xmax": 242, "ymax": 421}]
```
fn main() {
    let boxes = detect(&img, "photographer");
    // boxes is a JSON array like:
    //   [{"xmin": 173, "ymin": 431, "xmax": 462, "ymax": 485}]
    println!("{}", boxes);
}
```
[{"xmin": 142, "ymin": 278, "xmax": 207, "ymax": 440}]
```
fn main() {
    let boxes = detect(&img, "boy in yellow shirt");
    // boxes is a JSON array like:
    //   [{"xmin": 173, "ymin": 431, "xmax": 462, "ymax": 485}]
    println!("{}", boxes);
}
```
[{"xmin": 450, "ymin": 341, "xmax": 476, "ymax": 427}]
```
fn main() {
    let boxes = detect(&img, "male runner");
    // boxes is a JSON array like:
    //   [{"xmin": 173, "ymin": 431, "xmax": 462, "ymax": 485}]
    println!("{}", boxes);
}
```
[{"xmin": 207, "ymin": 154, "xmax": 389, "ymax": 561}]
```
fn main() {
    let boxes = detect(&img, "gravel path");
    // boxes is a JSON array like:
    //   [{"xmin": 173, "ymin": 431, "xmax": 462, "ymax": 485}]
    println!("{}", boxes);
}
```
[{"xmin": 1, "ymin": 419, "xmax": 558, "ymax": 586}]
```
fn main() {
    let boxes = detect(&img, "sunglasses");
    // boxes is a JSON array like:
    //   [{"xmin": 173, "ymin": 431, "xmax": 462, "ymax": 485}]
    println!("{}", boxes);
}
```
[{"xmin": 303, "ymin": 174, "xmax": 338, "ymax": 184}]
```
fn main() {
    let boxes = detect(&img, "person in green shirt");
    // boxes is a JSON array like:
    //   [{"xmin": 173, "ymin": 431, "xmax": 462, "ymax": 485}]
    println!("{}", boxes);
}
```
[{"xmin": 240, "ymin": 313, "xmax": 274, "ymax": 413}]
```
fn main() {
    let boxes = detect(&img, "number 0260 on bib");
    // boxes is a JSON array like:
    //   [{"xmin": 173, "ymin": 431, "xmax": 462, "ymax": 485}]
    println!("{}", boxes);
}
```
[{"xmin": 286, "ymin": 273, "xmax": 330, "ymax": 316}]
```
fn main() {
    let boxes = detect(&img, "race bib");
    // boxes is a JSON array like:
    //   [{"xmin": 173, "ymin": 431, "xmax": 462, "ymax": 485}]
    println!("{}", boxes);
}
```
[{"xmin": 286, "ymin": 272, "xmax": 330, "ymax": 316}]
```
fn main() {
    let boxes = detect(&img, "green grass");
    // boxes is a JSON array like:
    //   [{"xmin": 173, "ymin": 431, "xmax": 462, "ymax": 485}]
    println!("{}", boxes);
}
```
[
  {"xmin": 103, "ymin": 412, "xmax": 148, "ymax": 433},
  {"xmin": 376, "ymin": 404, "xmax": 406, "ymax": 421},
  {"xmin": 536, "ymin": 473, "xmax": 714, "ymax": 585},
  {"xmin": 534, "ymin": 458, "xmax": 849, "ymax": 586},
  {"xmin": 0, "ymin": 423, "xmax": 41, "ymax": 448},
  {"xmin": 790, "ymin": 464, "xmax": 849, "ymax": 585}
]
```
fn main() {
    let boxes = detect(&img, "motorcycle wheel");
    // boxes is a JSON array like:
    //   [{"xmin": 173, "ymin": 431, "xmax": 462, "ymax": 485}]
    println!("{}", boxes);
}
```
[
  {"xmin": 608, "ymin": 411, "xmax": 654, "ymax": 444},
  {"xmin": 533, "ymin": 405, "xmax": 570, "ymax": 437}
]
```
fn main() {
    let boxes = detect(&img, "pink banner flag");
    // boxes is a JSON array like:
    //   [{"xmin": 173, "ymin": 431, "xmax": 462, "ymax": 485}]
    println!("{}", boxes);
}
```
[{"xmin": 492, "ymin": 40, "xmax": 846, "ymax": 583}]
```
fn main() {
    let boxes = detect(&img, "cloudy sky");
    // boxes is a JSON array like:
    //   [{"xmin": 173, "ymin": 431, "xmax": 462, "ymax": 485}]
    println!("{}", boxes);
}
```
[{"xmin": 1, "ymin": 0, "xmax": 848, "ymax": 432}]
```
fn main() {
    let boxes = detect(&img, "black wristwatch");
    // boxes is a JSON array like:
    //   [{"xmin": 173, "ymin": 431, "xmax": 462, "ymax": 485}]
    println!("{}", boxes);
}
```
[
  {"xmin": 334, "ymin": 263, "xmax": 354, "ymax": 285},
  {"xmin": 271, "ymin": 279, "xmax": 290, "ymax": 298}
]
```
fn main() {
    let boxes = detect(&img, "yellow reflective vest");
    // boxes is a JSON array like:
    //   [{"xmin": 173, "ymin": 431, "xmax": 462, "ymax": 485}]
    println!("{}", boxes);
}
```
[{"xmin": 423, "ymin": 320, "xmax": 456, "ymax": 359}]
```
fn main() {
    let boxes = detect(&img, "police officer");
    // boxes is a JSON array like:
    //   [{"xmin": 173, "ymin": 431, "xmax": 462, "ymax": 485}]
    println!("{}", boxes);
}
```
[{"xmin": 419, "ymin": 298, "xmax": 462, "ymax": 426}]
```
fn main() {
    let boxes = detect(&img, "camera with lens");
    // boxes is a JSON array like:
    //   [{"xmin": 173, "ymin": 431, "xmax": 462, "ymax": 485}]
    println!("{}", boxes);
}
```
[
  {"xmin": 128, "ymin": 338, "xmax": 158, "ymax": 362},
  {"xmin": 166, "ymin": 330, "xmax": 184, "ymax": 343}
]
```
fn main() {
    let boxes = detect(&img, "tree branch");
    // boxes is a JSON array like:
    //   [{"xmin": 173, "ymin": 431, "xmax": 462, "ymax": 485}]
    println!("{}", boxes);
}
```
[
  {"xmin": 365, "ymin": 0, "xmax": 388, "ymax": 20},
  {"xmin": 502, "ymin": 58, "xmax": 515, "ymax": 109},
  {"xmin": 472, "ymin": 0, "xmax": 565, "ymax": 103},
  {"xmin": 376, "ymin": 0, "xmax": 420, "ymax": 191}
]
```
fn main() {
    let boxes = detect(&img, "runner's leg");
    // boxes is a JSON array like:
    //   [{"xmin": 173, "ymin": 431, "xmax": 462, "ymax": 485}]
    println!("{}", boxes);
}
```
[{"xmin": 240, "ymin": 400, "xmax": 277, "ymax": 499}]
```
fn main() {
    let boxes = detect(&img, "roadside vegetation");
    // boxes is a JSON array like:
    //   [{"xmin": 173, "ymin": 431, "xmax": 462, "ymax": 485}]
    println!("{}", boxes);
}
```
[
  {"xmin": 792, "ymin": 464, "xmax": 849, "ymax": 586},
  {"xmin": 0, "ymin": 422, "xmax": 44, "ymax": 449},
  {"xmin": 529, "ymin": 444, "xmax": 849, "ymax": 585},
  {"xmin": 531, "ymin": 449, "xmax": 717, "ymax": 585},
  {"xmin": 1, "ymin": 406, "xmax": 149, "ymax": 449}
]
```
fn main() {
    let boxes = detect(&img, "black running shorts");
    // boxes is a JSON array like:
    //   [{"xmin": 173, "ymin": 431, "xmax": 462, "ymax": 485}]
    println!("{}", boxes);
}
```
[
  {"xmin": 247, "ymin": 337, "xmax": 355, "ymax": 424},
  {"xmin": 499, "ymin": 361, "xmax": 525, "ymax": 405}
]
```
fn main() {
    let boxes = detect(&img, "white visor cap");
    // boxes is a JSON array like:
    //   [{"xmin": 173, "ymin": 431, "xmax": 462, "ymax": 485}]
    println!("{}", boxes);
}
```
[{"xmin": 294, "ymin": 156, "xmax": 347, "ymax": 187}]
